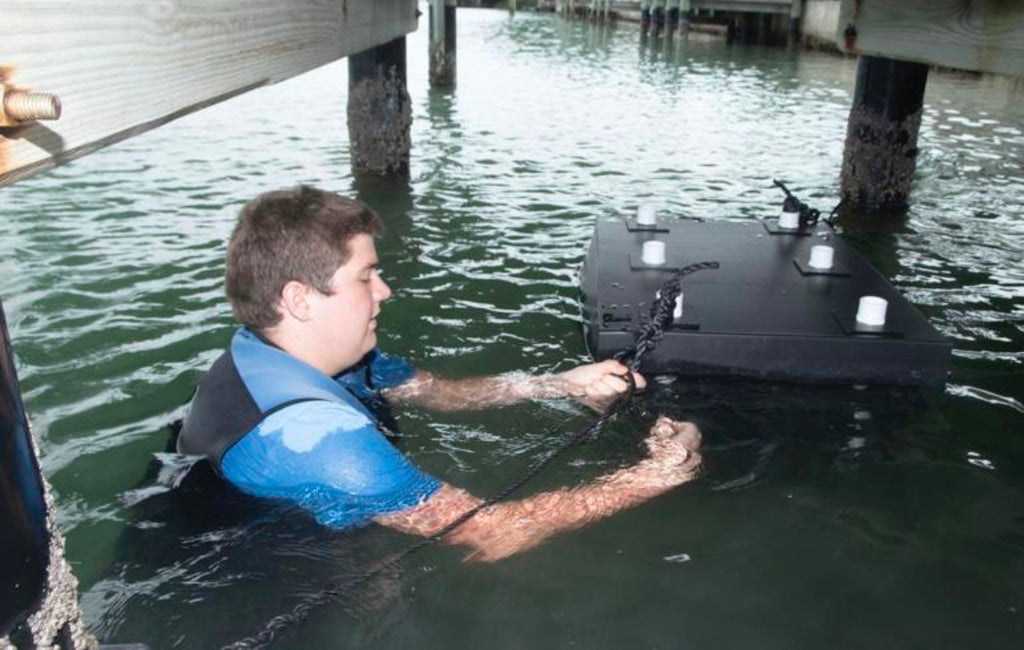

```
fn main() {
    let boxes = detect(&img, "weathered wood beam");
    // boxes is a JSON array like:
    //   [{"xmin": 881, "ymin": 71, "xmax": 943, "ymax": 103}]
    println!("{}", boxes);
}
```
[
  {"xmin": 0, "ymin": 0, "xmax": 419, "ymax": 188},
  {"xmin": 838, "ymin": 0, "xmax": 1024, "ymax": 77}
]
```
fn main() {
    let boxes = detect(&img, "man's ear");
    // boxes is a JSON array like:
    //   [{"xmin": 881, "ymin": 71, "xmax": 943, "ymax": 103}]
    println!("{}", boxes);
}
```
[{"xmin": 279, "ymin": 280, "xmax": 314, "ymax": 322}]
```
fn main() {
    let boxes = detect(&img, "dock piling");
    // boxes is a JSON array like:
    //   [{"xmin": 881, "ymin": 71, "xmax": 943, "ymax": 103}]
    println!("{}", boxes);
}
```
[
  {"xmin": 641, "ymin": 1, "xmax": 652, "ymax": 32},
  {"xmin": 1, "ymin": 300, "xmax": 48, "ymax": 645},
  {"xmin": 653, "ymin": 0, "xmax": 666, "ymax": 33},
  {"xmin": 788, "ymin": 0, "xmax": 803, "ymax": 46},
  {"xmin": 667, "ymin": 1, "xmax": 680, "ymax": 32},
  {"xmin": 1, "ymin": 300, "xmax": 96, "ymax": 649},
  {"xmin": 347, "ymin": 37, "xmax": 412, "ymax": 177},
  {"xmin": 840, "ymin": 55, "xmax": 929, "ymax": 208},
  {"xmin": 429, "ymin": 0, "xmax": 457, "ymax": 88},
  {"xmin": 680, "ymin": 0, "xmax": 692, "ymax": 30}
]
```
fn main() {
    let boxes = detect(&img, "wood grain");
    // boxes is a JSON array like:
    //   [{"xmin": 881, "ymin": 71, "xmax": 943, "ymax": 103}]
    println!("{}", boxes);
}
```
[
  {"xmin": 0, "ymin": 0, "xmax": 418, "ymax": 187},
  {"xmin": 838, "ymin": 0, "xmax": 1024, "ymax": 77}
]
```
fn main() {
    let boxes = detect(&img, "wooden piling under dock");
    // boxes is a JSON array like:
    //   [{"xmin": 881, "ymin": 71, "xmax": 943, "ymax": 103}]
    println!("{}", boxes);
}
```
[
  {"xmin": 348, "ymin": 38, "xmax": 412, "ymax": 177},
  {"xmin": 836, "ymin": 0, "xmax": 1024, "ymax": 207},
  {"xmin": 430, "ymin": 0, "xmax": 458, "ymax": 88}
]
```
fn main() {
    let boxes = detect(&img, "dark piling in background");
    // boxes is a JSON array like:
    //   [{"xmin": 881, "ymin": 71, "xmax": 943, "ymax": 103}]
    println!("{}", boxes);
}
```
[
  {"xmin": 759, "ymin": 13, "xmax": 773, "ymax": 43},
  {"xmin": 788, "ymin": 16, "xmax": 801, "ymax": 45},
  {"xmin": 430, "ymin": 0, "xmax": 457, "ymax": 89},
  {"xmin": 840, "ymin": 55, "xmax": 929, "ymax": 208},
  {"xmin": 347, "ymin": 37, "xmax": 412, "ymax": 177},
  {"xmin": 667, "ymin": 5, "xmax": 680, "ymax": 31},
  {"xmin": 653, "ymin": 3, "xmax": 666, "ymax": 33}
]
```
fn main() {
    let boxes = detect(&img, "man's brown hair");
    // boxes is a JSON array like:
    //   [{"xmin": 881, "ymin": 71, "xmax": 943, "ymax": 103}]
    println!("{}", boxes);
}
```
[{"xmin": 225, "ymin": 186, "xmax": 384, "ymax": 330}]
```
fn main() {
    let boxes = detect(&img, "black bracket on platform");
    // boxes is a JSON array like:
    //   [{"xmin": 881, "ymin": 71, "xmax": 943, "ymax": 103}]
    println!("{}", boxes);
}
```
[
  {"xmin": 832, "ymin": 311, "xmax": 904, "ymax": 339},
  {"xmin": 629, "ymin": 254, "xmax": 684, "ymax": 271},
  {"xmin": 623, "ymin": 218, "xmax": 670, "ymax": 233},
  {"xmin": 762, "ymin": 218, "xmax": 813, "ymax": 236},
  {"xmin": 792, "ymin": 259, "xmax": 850, "ymax": 277}
]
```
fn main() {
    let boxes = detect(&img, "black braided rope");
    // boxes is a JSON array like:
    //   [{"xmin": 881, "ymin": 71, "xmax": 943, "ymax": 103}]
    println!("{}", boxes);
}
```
[
  {"xmin": 223, "ymin": 260, "xmax": 720, "ymax": 650},
  {"xmin": 772, "ymin": 179, "xmax": 845, "ymax": 229},
  {"xmin": 773, "ymin": 179, "xmax": 821, "ymax": 229}
]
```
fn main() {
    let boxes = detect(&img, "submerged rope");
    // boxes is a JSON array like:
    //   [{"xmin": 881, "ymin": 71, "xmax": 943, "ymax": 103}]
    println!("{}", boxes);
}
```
[{"xmin": 223, "ymin": 260, "xmax": 719, "ymax": 650}]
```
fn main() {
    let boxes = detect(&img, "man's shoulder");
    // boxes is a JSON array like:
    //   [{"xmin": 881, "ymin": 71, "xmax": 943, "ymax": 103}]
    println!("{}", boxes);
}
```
[{"xmin": 253, "ymin": 399, "xmax": 377, "ymax": 451}]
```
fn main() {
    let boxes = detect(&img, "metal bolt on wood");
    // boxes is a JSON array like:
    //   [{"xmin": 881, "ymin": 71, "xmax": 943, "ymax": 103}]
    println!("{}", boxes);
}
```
[{"xmin": 0, "ymin": 88, "xmax": 62, "ymax": 126}]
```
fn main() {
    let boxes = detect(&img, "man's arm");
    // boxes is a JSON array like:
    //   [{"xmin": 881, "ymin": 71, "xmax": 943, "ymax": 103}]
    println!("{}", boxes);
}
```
[
  {"xmin": 375, "ymin": 417, "xmax": 701, "ymax": 562},
  {"xmin": 382, "ymin": 359, "xmax": 646, "ymax": 412}
]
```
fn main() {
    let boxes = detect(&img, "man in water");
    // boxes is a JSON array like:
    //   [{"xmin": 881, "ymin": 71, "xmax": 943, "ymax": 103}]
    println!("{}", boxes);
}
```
[{"xmin": 179, "ymin": 186, "xmax": 701, "ymax": 562}]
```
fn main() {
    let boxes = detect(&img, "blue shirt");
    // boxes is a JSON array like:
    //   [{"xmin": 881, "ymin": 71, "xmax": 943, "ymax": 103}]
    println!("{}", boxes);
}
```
[{"xmin": 219, "ymin": 329, "xmax": 441, "ymax": 529}]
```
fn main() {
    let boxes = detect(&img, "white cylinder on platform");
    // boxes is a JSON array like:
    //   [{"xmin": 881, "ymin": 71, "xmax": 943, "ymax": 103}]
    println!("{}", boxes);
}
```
[
  {"xmin": 642, "ymin": 240, "xmax": 666, "ymax": 265},
  {"xmin": 856, "ymin": 296, "xmax": 888, "ymax": 326},
  {"xmin": 808, "ymin": 245, "xmax": 835, "ymax": 270},
  {"xmin": 779, "ymin": 209, "xmax": 800, "ymax": 229},
  {"xmin": 637, "ymin": 203, "xmax": 658, "ymax": 226},
  {"xmin": 674, "ymin": 293, "xmax": 684, "ymax": 319}
]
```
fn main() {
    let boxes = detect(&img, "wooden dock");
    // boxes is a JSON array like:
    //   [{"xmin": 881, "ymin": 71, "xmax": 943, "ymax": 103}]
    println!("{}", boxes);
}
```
[
  {"xmin": 0, "ymin": 0, "xmax": 419, "ymax": 187},
  {"xmin": 838, "ymin": 0, "xmax": 1024, "ymax": 78}
]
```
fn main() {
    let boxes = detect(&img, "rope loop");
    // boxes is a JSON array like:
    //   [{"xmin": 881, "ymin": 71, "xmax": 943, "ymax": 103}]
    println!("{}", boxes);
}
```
[{"xmin": 772, "ymin": 179, "xmax": 845, "ymax": 229}]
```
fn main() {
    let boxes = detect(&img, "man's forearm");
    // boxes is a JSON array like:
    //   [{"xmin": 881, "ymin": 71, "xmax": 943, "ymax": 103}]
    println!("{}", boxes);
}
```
[
  {"xmin": 383, "ymin": 370, "xmax": 570, "ymax": 411},
  {"xmin": 377, "ymin": 458, "xmax": 695, "ymax": 562},
  {"xmin": 453, "ymin": 459, "xmax": 688, "ymax": 561}
]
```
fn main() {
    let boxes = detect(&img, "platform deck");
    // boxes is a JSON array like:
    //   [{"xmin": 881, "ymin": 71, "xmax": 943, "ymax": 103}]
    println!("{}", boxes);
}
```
[{"xmin": 580, "ymin": 217, "xmax": 951, "ymax": 384}]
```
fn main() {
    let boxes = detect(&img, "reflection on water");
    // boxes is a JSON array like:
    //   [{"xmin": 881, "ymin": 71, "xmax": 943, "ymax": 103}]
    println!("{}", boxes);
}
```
[{"xmin": 1, "ymin": 8, "xmax": 1023, "ymax": 649}]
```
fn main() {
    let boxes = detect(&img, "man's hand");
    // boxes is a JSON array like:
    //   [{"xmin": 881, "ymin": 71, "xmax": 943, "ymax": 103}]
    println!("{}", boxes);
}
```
[
  {"xmin": 558, "ymin": 359, "xmax": 647, "ymax": 401},
  {"xmin": 636, "ymin": 416, "xmax": 703, "ymax": 488}
]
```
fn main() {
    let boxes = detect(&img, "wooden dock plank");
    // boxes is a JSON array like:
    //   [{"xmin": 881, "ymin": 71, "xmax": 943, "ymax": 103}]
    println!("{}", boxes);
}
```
[
  {"xmin": 0, "ymin": 0, "xmax": 418, "ymax": 187},
  {"xmin": 838, "ymin": 0, "xmax": 1024, "ymax": 77}
]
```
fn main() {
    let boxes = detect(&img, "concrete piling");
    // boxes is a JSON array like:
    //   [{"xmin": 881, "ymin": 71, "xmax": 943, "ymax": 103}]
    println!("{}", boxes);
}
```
[
  {"xmin": 840, "ymin": 55, "xmax": 929, "ymax": 208},
  {"xmin": 429, "ymin": 0, "xmax": 456, "ymax": 88},
  {"xmin": 347, "ymin": 37, "xmax": 412, "ymax": 177}
]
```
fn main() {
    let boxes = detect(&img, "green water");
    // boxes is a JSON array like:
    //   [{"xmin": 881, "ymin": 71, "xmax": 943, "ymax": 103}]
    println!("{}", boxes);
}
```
[{"xmin": 3, "ymin": 9, "xmax": 1024, "ymax": 649}]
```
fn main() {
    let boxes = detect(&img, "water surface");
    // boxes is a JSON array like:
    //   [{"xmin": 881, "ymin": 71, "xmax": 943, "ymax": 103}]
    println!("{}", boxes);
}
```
[{"xmin": 2, "ymin": 9, "xmax": 1023, "ymax": 649}]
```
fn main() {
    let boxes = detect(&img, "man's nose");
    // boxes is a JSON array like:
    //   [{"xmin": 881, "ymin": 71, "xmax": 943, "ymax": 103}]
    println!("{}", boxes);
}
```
[{"xmin": 374, "ymin": 275, "xmax": 392, "ymax": 301}]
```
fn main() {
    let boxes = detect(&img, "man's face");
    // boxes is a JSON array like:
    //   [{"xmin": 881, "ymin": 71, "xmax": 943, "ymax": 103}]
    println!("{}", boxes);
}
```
[{"xmin": 307, "ymin": 233, "xmax": 392, "ymax": 374}]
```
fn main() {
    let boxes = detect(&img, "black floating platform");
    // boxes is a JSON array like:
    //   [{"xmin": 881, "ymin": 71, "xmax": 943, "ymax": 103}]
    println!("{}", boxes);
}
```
[{"xmin": 579, "ymin": 218, "xmax": 951, "ymax": 385}]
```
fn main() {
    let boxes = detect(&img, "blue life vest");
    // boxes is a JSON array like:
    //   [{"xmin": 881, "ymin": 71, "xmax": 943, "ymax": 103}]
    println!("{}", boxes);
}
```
[{"xmin": 178, "ymin": 328, "xmax": 440, "ymax": 528}]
